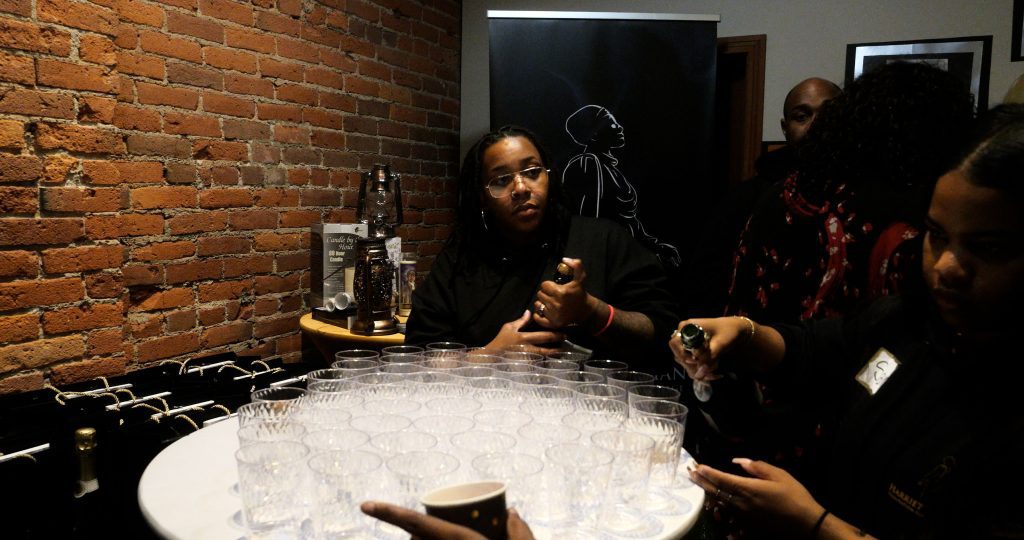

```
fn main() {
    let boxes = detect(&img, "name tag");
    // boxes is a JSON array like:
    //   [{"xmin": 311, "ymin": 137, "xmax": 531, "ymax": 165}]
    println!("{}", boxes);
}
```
[{"xmin": 855, "ymin": 347, "xmax": 900, "ymax": 395}]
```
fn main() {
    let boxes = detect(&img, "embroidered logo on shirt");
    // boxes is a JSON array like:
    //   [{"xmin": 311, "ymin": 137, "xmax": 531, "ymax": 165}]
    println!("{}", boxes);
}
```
[
  {"xmin": 887, "ymin": 482, "xmax": 925, "ymax": 518},
  {"xmin": 855, "ymin": 347, "xmax": 900, "ymax": 395}
]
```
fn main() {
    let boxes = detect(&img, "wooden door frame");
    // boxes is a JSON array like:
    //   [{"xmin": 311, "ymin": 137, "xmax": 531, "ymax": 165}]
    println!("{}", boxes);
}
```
[{"xmin": 717, "ymin": 34, "xmax": 766, "ymax": 181}]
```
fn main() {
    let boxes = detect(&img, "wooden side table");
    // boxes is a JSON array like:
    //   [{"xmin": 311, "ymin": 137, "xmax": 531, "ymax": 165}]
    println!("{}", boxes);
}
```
[{"xmin": 299, "ymin": 312, "xmax": 406, "ymax": 363}]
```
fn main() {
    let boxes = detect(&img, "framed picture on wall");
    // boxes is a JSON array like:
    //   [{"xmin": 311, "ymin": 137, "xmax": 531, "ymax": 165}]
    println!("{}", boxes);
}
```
[
  {"xmin": 845, "ymin": 36, "xmax": 992, "ymax": 110},
  {"xmin": 1014, "ymin": 0, "xmax": 1023, "ymax": 61}
]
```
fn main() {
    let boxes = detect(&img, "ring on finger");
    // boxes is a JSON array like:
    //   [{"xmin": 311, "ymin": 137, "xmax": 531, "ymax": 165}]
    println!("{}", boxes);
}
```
[{"xmin": 537, "ymin": 303, "xmax": 547, "ymax": 317}]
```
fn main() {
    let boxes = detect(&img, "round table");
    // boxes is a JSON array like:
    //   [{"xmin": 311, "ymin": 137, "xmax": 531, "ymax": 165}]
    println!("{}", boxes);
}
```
[
  {"xmin": 300, "ymin": 313, "xmax": 407, "ymax": 363},
  {"xmin": 139, "ymin": 419, "xmax": 704, "ymax": 539}
]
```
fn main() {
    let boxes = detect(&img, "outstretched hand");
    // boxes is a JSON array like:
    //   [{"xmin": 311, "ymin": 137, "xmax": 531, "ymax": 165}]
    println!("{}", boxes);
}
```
[
  {"xmin": 360, "ymin": 501, "xmax": 536, "ymax": 540},
  {"xmin": 689, "ymin": 458, "xmax": 824, "ymax": 534},
  {"xmin": 484, "ymin": 310, "xmax": 565, "ymax": 356},
  {"xmin": 668, "ymin": 317, "xmax": 750, "ymax": 382}
]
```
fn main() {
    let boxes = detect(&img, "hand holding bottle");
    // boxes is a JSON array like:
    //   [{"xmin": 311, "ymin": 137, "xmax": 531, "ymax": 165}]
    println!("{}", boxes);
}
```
[
  {"xmin": 669, "ymin": 317, "xmax": 757, "ymax": 382},
  {"xmin": 533, "ymin": 258, "xmax": 595, "ymax": 329}
]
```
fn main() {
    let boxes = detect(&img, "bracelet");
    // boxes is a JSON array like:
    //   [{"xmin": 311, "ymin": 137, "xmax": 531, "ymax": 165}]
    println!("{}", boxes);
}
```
[
  {"xmin": 808, "ymin": 509, "xmax": 829, "ymax": 538},
  {"xmin": 737, "ymin": 316, "xmax": 756, "ymax": 342},
  {"xmin": 593, "ymin": 304, "xmax": 615, "ymax": 336}
]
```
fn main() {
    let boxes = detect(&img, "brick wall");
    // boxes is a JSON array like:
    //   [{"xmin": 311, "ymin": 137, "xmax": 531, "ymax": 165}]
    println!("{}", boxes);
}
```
[{"xmin": 0, "ymin": 0, "xmax": 461, "ymax": 393}]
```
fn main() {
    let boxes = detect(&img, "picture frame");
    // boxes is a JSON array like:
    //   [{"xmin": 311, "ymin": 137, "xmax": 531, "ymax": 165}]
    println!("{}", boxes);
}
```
[
  {"xmin": 1013, "ymin": 0, "xmax": 1023, "ymax": 61},
  {"xmin": 845, "ymin": 36, "xmax": 992, "ymax": 111}
]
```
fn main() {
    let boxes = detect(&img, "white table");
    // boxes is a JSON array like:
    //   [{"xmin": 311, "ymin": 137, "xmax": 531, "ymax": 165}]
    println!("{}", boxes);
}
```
[{"xmin": 139, "ymin": 418, "xmax": 704, "ymax": 539}]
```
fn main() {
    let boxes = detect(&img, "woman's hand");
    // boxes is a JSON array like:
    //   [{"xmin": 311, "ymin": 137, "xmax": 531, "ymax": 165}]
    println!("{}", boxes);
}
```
[
  {"xmin": 360, "ymin": 502, "xmax": 536, "ymax": 540},
  {"xmin": 668, "ymin": 316, "xmax": 752, "ymax": 382},
  {"xmin": 484, "ymin": 310, "xmax": 566, "ymax": 356},
  {"xmin": 534, "ymin": 258, "xmax": 597, "ymax": 329},
  {"xmin": 689, "ymin": 458, "xmax": 824, "ymax": 534}
]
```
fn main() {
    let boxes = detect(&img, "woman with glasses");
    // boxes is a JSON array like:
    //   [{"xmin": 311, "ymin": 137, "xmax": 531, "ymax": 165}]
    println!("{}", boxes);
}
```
[{"xmin": 406, "ymin": 126, "xmax": 678, "ymax": 370}]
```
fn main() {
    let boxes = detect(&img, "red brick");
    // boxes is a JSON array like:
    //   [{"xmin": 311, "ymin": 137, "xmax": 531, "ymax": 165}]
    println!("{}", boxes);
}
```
[
  {"xmin": 251, "ymin": 143, "xmax": 280, "ymax": 163},
  {"xmin": 0, "ymin": 313, "xmax": 38, "ymax": 343},
  {"xmin": 276, "ymin": 252, "xmax": 308, "ymax": 271},
  {"xmin": 302, "ymin": 109, "xmax": 343, "ymax": 129},
  {"xmin": 126, "ymin": 133, "xmax": 192, "ymax": 158},
  {"xmin": 164, "ymin": 112, "xmax": 222, "ymax": 137},
  {"xmin": 299, "ymin": 188, "xmax": 340, "ymax": 207},
  {"xmin": 203, "ymin": 165, "xmax": 238, "ymax": 185},
  {"xmin": 321, "ymin": 49, "xmax": 357, "ymax": 73},
  {"xmin": 253, "ymin": 313, "xmax": 299, "ymax": 338},
  {"xmin": 85, "ymin": 214, "xmax": 163, "ymax": 239},
  {"xmin": 0, "ymin": 335, "xmax": 84, "ymax": 371},
  {"xmin": 222, "ymin": 254, "xmax": 272, "ymax": 277},
  {"xmin": 131, "ymin": 241, "xmax": 195, "ymax": 261},
  {"xmin": 42, "ymin": 245, "xmax": 123, "ymax": 273},
  {"xmin": 224, "ymin": 73, "xmax": 274, "ymax": 98},
  {"xmin": 0, "ymin": 155, "xmax": 40, "ymax": 183},
  {"xmin": 203, "ymin": 46, "xmax": 256, "ymax": 73},
  {"xmin": 198, "ymin": 188, "xmax": 253, "ymax": 208},
  {"xmin": 0, "ymin": 18, "xmax": 72, "ymax": 55},
  {"xmin": 279, "ymin": 210, "xmax": 320, "ymax": 228},
  {"xmin": 115, "ymin": 0, "xmax": 164, "ymax": 26},
  {"xmin": 36, "ymin": 58, "xmax": 117, "ymax": 94},
  {"xmin": 165, "ymin": 259, "xmax": 222, "ymax": 283},
  {"xmin": 79, "ymin": 34, "xmax": 116, "ymax": 66},
  {"xmin": 166, "ymin": 163, "xmax": 196, "ymax": 184},
  {"xmin": 202, "ymin": 92, "xmax": 254, "ymax": 117},
  {"xmin": 199, "ymin": 0, "xmax": 252, "ymax": 25},
  {"xmin": 0, "ymin": 277, "xmax": 83, "ymax": 311},
  {"xmin": 39, "ymin": 155, "xmax": 77, "ymax": 185},
  {"xmin": 136, "ymin": 331, "xmax": 200, "ymax": 362},
  {"xmin": 240, "ymin": 166, "xmax": 263, "ymax": 185},
  {"xmin": 225, "ymin": 27, "xmax": 274, "ymax": 53},
  {"xmin": 259, "ymin": 57, "xmax": 302, "ymax": 82},
  {"xmin": 122, "ymin": 264, "xmax": 163, "ymax": 286},
  {"xmin": 85, "ymin": 272, "xmax": 123, "ymax": 299},
  {"xmin": 198, "ymin": 278, "xmax": 252, "ymax": 302},
  {"xmin": 49, "ymin": 357, "xmax": 127, "ymax": 386},
  {"xmin": 131, "ymin": 186, "xmax": 197, "ymax": 209},
  {"xmin": 256, "ymin": 103, "xmax": 302, "ymax": 123},
  {"xmin": 87, "ymin": 327, "xmax": 124, "ymax": 355},
  {"xmin": 165, "ymin": 309, "xmax": 196, "ymax": 332},
  {"xmin": 41, "ymin": 187, "xmax": 125, "ymax": 213},
  {"xmin": 38, "ymin": 0, "xmax": 117, "ymax": 35},
  {"xmin": 140, "ymin": 31, "xmax": 202, "ymax": 63},
  {"xmin": 167, "ymin": 62, "xmax": 223, "ymax": 90},
  {"xmin": 252, "ymin": 297, "xmax": 276, "ymax": 316},
  {"xmin": 78, "ymin": 96, "xmax": 116, "ymax": 124},
  {"xmin": 166, "ymin": 11, "xmax": 223, "ymax": 43},
  {"xmin": 0, "ymin": 187, "xmax": 36, "ymax": 214},
  {"xmin": 197, "ymin": 235, "xmax": 251, "ymax": 255},
  {"xmin": 229, "ymin": 209, "xmax": 277, "ymax": 230},
  {"xmin": 112, "ymin": 104, "xmax": 162, "ymax": 132},
  {"xmin": 253, "ymin": 232, "xmax": 301, "ymax": 252},
  {"xmin": 34, "ymin": 123, "xmax": 125, "ymax": 154},
  {"xmin": 272, "ymin": 125, "xmax": 308, "ymax": 144},
  {"xmin": 0, "ymin": 51, "xmax": 34, "ymax": 85},
  {"xmin": 137, "ymin": 81, "xmax": 199, "ymax": 109},
  {"xmin": 0, "ymin": 371, "xmax": 45, "ymax": 394},
  {"xmin": 115, "ymin": 51, "xmax": 166, "ymax": 80},
  {"xmin": 82, "ymin": 160, "xmax": 164, "ymax": 185},
  {"xmin": 0, "ymin": 218, "xmax": 83, "ymax": 246},
  {"xmin": 253, "ymin": 188, "xmax": 299, "ymax": 207},
  {"xmin": 276, "ymin": 83, "xmax": 317, "ymax": 105},
  {"xmin": 277, "ymin": 0, "xmax": 300, "ymax": 16},
  {"xmin": 198, "ymin": 306, "xmax": 224, "ymax": 325},
  {"xmin": 0, "ymin": 120, "xmax": 24, "ymax": 151},
  {"xmin": 300, "ymin": 23, "xmax": 340, "ymax": 47},
  {"xmin": 312, "ymin": 129, "xmax": 345, "ymax": 150},
  {"xmin": 256, "ymin": 11, "xmax": 299, "ymax": 35},
  {"xmin": 222, "ymin": 119, "xmax": 270, "ymax": 141},
  {"xmin": 43, "ymin": 301, "xmax": 123, "ymax": 333},
  {"xmin": 193, "ymin": 140, "xmax": 248, "ymax": 161},
  {"xmin": 0, "ymin": 89, "xmax": 76, "ymax": 119},
  {"xmin": 0, "ymin": 0, "xmax": 31, "ymax": 16},
  {"xmin": 0, "ymin": 250, "xmax": 37, "ymax": 279},
  {"xmin": 167, "ymin": 211, "xmax": 227, "ymax": 234},
  {"xmin": 277, "ymin": 37, "xmax": 319, "ymax": 63},
  {"xmin": 129, "ymin": 313, "xmax": 161, "ymax": 338},
  {"xmin": 202, "ymin": 320, "xmax": 251, "ymax": 347},
  {"xmin": 129, "ymin": 287, "xmax": 193, "ymax": 312}
]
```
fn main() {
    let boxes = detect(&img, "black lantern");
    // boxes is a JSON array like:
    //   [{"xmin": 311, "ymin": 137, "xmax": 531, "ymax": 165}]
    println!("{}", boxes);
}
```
[{"xmin": 350, "ymin": 164, "xmax": 402, "ymax": 336}]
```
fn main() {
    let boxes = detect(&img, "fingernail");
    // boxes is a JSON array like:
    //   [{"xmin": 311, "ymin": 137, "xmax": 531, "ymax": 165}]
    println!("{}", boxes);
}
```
[
  {"xmin": 361, "ymin": 502, "xmax": 375, "ymax": 512},
  {"xmin": 508, "ymin": 508, "xmax": 519, "ymax": 517},
  {"xmin": 732, "ymin": 458, "xmax": 752, "ymax": 466},
  {"xmin": 695, "ymin": 366, "xmax": 707, "ymax": 379}
]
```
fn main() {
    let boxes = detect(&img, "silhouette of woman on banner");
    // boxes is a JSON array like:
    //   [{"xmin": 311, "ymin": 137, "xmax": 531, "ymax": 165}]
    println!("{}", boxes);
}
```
[{"xmin": 562, "ymin": 105, "xmax": 681, "ymax": 266}]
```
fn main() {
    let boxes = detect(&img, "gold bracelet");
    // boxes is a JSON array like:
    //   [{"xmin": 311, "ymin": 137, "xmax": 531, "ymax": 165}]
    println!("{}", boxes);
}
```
[{"xmin": 737, "ymin": 316, "xmax": 756, "ymax": 342}]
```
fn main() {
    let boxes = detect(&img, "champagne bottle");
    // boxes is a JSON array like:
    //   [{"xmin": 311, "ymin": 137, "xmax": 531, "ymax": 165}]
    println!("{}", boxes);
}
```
[
  {"xmin": 73, "ymin": 427, "xmax": 99, "ymax": 498},
  {"xmin": 680, "ymin": 323, "xmax": 714, "ymax": 402},
  {"xmin": 552, "ymin": 261, "xmax": 574, "ymax": 285}
]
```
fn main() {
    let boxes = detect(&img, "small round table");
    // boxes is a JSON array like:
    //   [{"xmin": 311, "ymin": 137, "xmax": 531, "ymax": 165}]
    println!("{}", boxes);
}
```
[{"xmin": 300, "ymin": 313, "xmax": 406, "ymax": 362}]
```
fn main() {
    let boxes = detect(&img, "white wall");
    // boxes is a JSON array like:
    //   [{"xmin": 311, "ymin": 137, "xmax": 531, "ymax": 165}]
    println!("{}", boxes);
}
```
[{"xmin": 461, "ymin": 0, "xmax": 1024, "ymax": 156}]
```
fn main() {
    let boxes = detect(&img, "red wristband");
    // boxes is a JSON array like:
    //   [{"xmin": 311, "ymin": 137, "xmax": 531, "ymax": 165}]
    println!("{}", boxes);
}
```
[{"xmin": 593, "ymin": 304, "xmax": 615, "ymax": 336}]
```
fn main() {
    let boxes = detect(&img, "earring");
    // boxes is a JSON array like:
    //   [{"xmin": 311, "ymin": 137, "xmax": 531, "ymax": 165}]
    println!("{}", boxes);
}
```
[{"xmin": 480, "ymin": 210, "xmax": 489, "ymax": 231}]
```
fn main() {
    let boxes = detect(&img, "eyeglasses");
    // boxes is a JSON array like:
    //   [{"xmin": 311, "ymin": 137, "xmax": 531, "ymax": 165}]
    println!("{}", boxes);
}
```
[{"xmin": 485, "ymin": 166, "xmax": 549, "ymax": 198}]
